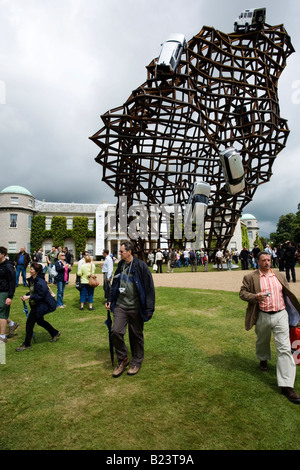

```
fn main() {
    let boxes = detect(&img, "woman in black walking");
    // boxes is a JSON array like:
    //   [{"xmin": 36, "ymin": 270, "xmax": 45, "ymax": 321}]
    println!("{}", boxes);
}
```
[{"xmin": 16, "ymin": 263, "xmax": 60, "ymax": 352}]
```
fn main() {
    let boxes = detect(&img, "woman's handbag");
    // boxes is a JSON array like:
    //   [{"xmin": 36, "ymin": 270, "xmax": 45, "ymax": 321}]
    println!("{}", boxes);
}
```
[
  {"xmin": 89, "ymin": 274, "xmax": 99, "ymax": 288},
  {"xmin": 50, "ymin": 265, "xmax": 58, "ymax": 278}
]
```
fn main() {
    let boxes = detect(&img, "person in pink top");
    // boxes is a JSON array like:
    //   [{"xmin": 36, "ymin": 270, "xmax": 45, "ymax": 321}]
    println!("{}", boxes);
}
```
[{"xmin": 240, "ymin": 251, "xmax": 300, "ymax": 404}]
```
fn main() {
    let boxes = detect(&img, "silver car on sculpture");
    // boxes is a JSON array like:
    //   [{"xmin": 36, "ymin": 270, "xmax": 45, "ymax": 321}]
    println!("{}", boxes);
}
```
[
  {"xmin": 156, "ymin": 33, "xmax": 187, "ymax": 77},
  {"xmin": 220, "ymin": 147, "xmax": 246, "ymax": 195}
]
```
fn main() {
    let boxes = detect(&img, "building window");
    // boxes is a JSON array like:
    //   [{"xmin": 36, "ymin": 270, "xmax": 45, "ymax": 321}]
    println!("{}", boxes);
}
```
[
  {"xmin": 67, "ymin": 218, "xmax": 73, "ymax": 230},
  {"xmin": 10, "ymin": 196, "xmax": 19, "ymax": 205},
  {"xmin": 109, "ymin": 214, "xmax": 117, "ymax": 232},
  {"xmin": 248, "ymin": 231, "xmax": 253, "ymax": 239},
  {"xmin": 8, "ymin": 242, "xmax": 17, "ymax": 253},
  {"xmin": 45, "ymin": 217, "xmax": 52, "ymax": 230},
  {"xmin": 28, "ymin": 215, "xmax": 32, "ymax": 229},
  {"xmin": 44, "ymin": 243, "xmax": 52, "ymax": 255},
  {"xmin": 88, "ymin": 218, "xmax": 94, "ymax": 231},
  {"xmin": 28, "ymin": 199, "xmax": 33, "ymax": 207},
  {"xmin": 10, "ymin": 214, "xmax": 17, "ymax": 228},
  {"xmin": 86, "ymin": 243, "xmax": 94, "ymax": 256}
]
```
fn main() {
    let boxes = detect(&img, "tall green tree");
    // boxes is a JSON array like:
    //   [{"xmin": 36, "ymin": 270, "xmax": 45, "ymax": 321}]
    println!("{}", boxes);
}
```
[
  {"xmin": 291, "ymin": 203, "xmax": 300, "ymax": 244},
  {"xmin": 270, "ymin": 212, "xmax": 296, "ymax": 246},
  {"xmin": 241, "ymin": 224, "xmax": 250, "ymax": 249},
  {"xmin": 254, "ymin": 232, "xmax": 264, "ymax": 251}
]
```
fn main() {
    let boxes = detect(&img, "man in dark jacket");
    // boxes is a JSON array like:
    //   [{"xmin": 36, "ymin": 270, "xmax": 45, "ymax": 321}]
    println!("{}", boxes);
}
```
[
  {"xmin": 283, "ymin": 241, "xmax": 296, "ymax": 283},
  {"xmin": 0, "ymin": 247, "xmax": 18, "ymax": 343},
  {"xmin": 251, "ymin": 244, "xmax": 261, "ymax": 269},
  {"xmin": 106, "ymin": 240, "xmax": 155, "ymax": 378},
  {"xmin": 240, "ymin": 246, "xmax": 250, "ymax": 270},
  {"xmin": 15, "ymin": 247, "xmax": 31, "ymax": 287},
  {"xmin": 277, "ymin": 244, "xmax": 285, "ymax": 272}
]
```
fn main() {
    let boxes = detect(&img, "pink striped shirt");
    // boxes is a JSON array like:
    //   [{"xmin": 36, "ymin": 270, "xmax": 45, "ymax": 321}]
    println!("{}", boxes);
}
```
[{"xmin": 259, "ymin": 269, "xmax": 285, "ymax": 312}]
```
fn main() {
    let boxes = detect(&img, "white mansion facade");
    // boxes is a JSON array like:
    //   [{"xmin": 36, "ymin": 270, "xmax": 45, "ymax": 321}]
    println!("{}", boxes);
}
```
[{"xmin": 0, "ymin": 185, "xmax": 258, "ymax": 258}]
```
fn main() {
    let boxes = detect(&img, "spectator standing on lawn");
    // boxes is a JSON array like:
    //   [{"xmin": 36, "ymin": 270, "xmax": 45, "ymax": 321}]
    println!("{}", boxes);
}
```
[
  {"xmin": 203, "ymin": 251, "xmax": 208, "ymax": 272},
  {"xmin": 225, "ymin": 250, "xmax": 232, "ymax": 271},
  {"xmin": 183, "ymin": 249, "xmax": 189, "ymax": 267},
  {"xmin": 240, "ymin": 246, "xmax": 250, "ymax": 270},
  {"xmin": 251, "ymin": 244, "xmax": 261, "ymax": 269},
  {"xmin": 283, "ymin": 241, "xmax": 297, "ymax": 283},
  {"xmin": 106, "ymin": 240, "xmax": 155, "ymax": 378},
  {"xmin": 15, "ymin": 247, "xmax": 30, "ymax": 287},
  {"xmin": 167, "ymin": 248, "xmax": 176, "ymax": 273},
  {"xmin": 272, "ymin": 247, "xmax": 278, "ymax": 268},
  {"xmin": 239, "ymin": 251, "xmax": 300, "ymax": 404},
  {"xmin": 101, "ymin": 249, "xmax": 113, "ymax": 301},
  {"xmin": 277, "ymin": 244, "xmax": 285, "ymax": 272},
  {"xmin": 0, "ymin": 247, "xmax": 18, "ymax": 344},
  {"xmin": 77, "ymin": 254, "xmax": 96, "ymax": 311},
  {"xmin": 147, "ymin": 251, "xmax": 154, "ymax": 267},
  {"xmin": 47, "ymin": 246, "xmax": 57, "ymax": 284},
  {"xmin": 190, "ymin": 250, "xmax": 197, "ymax": 272},
  {"xmin": 155, "ymin": 249, "xmax": 163, "ymax": 273},
  {"xmin": 215, "ymin": 249, "xmax": 223, "ymax": 271},
  {"xmin": 54, "ymin": 252, "xmax": 71, "ymax": 308}
]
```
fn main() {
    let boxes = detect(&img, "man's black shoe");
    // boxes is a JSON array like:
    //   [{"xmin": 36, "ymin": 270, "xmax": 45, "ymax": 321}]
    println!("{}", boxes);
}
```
[{"xmin": 281, "ymin": 387, "xmax": 300, "ymax": 404}]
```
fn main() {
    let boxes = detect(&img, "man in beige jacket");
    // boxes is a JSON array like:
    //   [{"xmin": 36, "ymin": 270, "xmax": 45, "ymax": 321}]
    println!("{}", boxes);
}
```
[{"xmin": 240, "ymin": 251, "xmax": 300, "ymax": 404}]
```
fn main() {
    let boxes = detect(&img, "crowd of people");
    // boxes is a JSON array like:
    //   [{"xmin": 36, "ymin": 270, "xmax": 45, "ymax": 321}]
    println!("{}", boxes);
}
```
[
  {"xmin": 0, "ymin": 243, "xmax": 155, "ymax": 379},
  {"xmin": 2, "ymin": 239, "xmax": 300, "ymax": 400},
  {"xmin": 0, "ymin": 245, "xmax": 77, "ymax": 351},
  {"xmin": 231, "ymin": 241, "xmax": 300, "ymax": 283},
  {"xmin": 144, "ymin": 241, "xmax": 300, "ymax": 287},
  {"xmin": 147, "ymin": 248, "xmax": 209, "ymax": 272},
  {"xmin": 0, "ymin": 246, "xmax": 61, "ymax": 352}
]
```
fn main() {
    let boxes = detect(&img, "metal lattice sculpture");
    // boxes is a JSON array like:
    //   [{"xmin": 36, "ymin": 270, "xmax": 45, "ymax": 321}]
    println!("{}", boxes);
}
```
[{"xmin": 90, "ymin": 24, "xmax": 294, "ymax": 253}]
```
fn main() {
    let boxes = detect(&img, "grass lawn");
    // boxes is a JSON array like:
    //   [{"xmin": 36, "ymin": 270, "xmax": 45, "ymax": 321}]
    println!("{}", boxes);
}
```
[{"xmin": 1, "ymin": 280, "xmax": 300, "ymax": 450}]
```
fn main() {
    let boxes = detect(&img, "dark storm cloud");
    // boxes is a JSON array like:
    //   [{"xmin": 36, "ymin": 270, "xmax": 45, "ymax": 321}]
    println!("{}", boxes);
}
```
[{"xmin": 0, "ymin": 0, "xmax": 299, "ymax": 235}]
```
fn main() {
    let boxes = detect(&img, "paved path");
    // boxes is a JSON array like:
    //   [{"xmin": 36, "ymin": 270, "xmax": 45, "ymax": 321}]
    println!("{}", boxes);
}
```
[
  {"xmin": 151, "ymin": 269, "xmax": 300, "ymax": 297},
  {"xmin": 68, "ymin": 267, "xmax": 300, "ymax": 297}
]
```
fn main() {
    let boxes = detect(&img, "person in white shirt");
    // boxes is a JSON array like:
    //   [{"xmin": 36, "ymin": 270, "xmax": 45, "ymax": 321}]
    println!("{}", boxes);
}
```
[
  {"xmin": 102, "ymin": 249, "xmax": 114, "ymax": 300},
  {"xmin": 183, "ymin": 249, "xmax": 189, "ymax": 267},
  {"xmin": 154, "ymin": 249, "xmax": 163, "ymax": 273},
  {"xmin": 215, "ymin": 249, "xmax": 224, "ymax": 271}
]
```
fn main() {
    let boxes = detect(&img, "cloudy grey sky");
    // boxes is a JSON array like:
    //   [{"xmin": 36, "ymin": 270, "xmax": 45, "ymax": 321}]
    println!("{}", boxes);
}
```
[{"xmin": 0, "ymin": 0, "xmax": 299, "ymax": 236}]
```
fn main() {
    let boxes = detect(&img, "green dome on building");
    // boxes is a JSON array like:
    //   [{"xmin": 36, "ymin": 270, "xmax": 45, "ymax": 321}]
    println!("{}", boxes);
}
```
[
  {"xmin": 1, "ymin": 185, "xmax": 33, "ymax": 196},
  {"xmin": 241, "ymin": 213, "xmax": 256, "ymax": 220}
]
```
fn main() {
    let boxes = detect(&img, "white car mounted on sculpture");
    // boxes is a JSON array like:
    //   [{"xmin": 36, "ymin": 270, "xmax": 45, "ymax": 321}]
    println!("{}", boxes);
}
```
[
  {"xmin": 220, "ymin": 147, "xmax": 245, "ymax": 195},
  {"xmin": 234, "ymin": 8, "xmax": 266, "ymax": 33},
  {"xmin": 186, "ymin": 181, "xmax": 211, "ymax": 224},
  {"xmin": 156, "ymin": 33, "xmax": 187, "ymax": 77}
]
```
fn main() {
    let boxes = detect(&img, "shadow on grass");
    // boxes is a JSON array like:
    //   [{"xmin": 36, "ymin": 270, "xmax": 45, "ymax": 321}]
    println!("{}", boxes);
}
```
[
  {"xmin": 95, "ymin": 346, "xmax": 115, "ymax": 370},
  {"xmin": 206, "ymin": 352, "xmax": 278, "ymax": 395}
]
